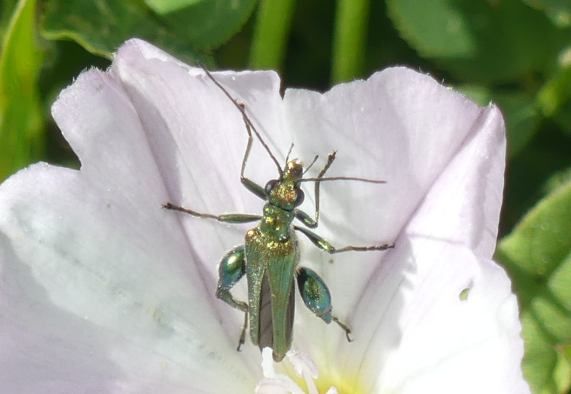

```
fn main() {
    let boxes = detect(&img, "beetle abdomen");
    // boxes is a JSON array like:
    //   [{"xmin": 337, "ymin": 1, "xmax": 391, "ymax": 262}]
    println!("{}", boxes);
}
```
[{"xmin": 245, "ymin": 227, "xmax": 298, "ymax": 361}]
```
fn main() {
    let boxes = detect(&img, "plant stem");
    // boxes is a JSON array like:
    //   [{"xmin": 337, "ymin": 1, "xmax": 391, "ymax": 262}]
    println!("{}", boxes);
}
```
[
  {"xmin": 249, "ymin": 0, "xmax": 296, "ymax": 71},
  {"xmin": 331, "ymin": 0, "xmax": 370, "ymax": 83}
]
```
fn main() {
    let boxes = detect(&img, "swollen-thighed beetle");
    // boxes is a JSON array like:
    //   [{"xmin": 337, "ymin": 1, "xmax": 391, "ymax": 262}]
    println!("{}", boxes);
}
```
[{"xmin": 163, "ymin": 68, "xmax": 395, "ymax": 362}]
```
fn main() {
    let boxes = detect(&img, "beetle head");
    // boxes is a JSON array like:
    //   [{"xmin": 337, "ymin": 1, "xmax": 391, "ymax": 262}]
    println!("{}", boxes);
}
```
[{"xmin": 265, "ymin": 159, "xmax": 305, "ymax": 210}]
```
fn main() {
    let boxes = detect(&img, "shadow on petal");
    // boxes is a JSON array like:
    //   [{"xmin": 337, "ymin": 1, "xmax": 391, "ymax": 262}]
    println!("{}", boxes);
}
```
[{"xmin": 0, "ymin": 233, "xmax": 123, "ymax": 392}]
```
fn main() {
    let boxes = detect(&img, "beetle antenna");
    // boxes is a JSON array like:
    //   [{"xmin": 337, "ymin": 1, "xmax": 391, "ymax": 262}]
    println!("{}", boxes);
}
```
[
  {"xmin": 299, "ymin": 176, "xmax": 386, "ymax": 184},
  {"xmin": 200, "ymin": 65, "xmax": 283, "ymax": 176},
  {"xmin": 285, "ymin": 143, "xmax": 295, "ymax": 164},
  {"xmin": 303, "ymin": 155, "xmax": 319, "ymax": 175}
]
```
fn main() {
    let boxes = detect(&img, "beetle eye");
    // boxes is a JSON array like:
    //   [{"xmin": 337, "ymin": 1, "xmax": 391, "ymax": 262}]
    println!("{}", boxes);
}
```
[
  {"xmin": 294, "ymin": 189, "xmax": 305, "ymax": 206},
  {"xmin": 265, "ymin": 179, "xmax": 278, "ymax": 195}
]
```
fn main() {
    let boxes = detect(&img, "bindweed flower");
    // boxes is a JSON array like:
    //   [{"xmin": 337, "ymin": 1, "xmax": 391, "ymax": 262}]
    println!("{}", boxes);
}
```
[{"xmin": 0, "ymin": 39, "xmax": 529, "ymax": 393}]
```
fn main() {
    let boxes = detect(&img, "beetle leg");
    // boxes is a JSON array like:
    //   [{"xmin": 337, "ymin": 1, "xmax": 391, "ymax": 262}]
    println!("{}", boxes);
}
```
[
  {"xmin": 236, "ymin": 108, "xmax": 269, "ymax": 200},
  {"xmin": 294, "ymin": 152, "xmax": 337, "ymax": 228},
  {"xmin": 296, "ymin": 266, "xmax": 352, "ymax": 341},
  {"xmin": 312, "ymin": 151, "xmax": 336, "ymax": 226},
  {"xmin": 294, "ymin": 225, "xmax": 395, "ymax": 253},
  {"xmin": 200, "ymin": 67, "xmax": 283, "ymax": 185},
  {"xmin": 237, "ymin": 310, "xmax": 249, "ymax": 351},
  {"xmin": 294, "ymin": 209, "xmax": 318, "ymax": 228},
  {"xmin": 216, "ymin": 245, "xmax": 249, "ymax": 350},
  {"xmin": 332, "ymin": 316, "xmax": 353, "ymax": 342},
  {"xmin": 163, "ymin": 203, "xmax": 261, "ymax": 224},
  {"xmin": 296, "ymin": 267, "xmax": 332, "ymax": 323}
]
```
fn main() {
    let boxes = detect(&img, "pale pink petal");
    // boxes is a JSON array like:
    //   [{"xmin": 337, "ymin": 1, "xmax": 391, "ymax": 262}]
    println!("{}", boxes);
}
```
[
  {"xmin": 111, "ymin": 40, "xmax": 292, "ymax": 331},
  {"xmin": 0, "ymin": 38, "xmax": 528, "ymax": 394},
  {"xmin": 283, "ymin": 70, "xmax": 527, "ymax": 393},
  {"xmin": 0, "ymin": 68, "xmax": 257, "ymax": 392},
  {"xmin": 282, "ymin": 68, "xmax": 491, "ymax": 318}
]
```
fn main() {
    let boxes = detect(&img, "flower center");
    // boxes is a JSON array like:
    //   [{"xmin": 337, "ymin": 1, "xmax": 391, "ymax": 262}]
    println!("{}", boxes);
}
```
[{"xmin": 255, "ymin": 347, "xmax": 365, "ymax": 394}]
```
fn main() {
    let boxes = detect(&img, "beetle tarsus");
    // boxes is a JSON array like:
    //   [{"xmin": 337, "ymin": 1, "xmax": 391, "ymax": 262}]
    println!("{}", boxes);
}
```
[
  {"xmin": 237, "ymin": 311, "xmax": 248, "ymax": 351},
  {"xmin": 337, "ymin": 242, "xmax": 395, "ymax": 253},
  {"xmin": 333, "ymin": 316, "xmax": 353, "ymax": 342},
  {"xmin": 373, "ymin": 242, "xmax": 395, "ymax": 251}
]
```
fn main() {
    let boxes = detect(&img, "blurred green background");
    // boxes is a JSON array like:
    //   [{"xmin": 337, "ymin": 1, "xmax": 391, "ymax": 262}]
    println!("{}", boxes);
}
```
[{"xmin": 0, "ymin": 0, "xmax": 570, "ymax": 392}]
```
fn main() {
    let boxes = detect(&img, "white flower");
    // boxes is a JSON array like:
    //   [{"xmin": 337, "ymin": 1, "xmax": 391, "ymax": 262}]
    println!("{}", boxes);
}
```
[{"xmin": 0, "ymin": 39, "xmax": 529, "ymax": 393}]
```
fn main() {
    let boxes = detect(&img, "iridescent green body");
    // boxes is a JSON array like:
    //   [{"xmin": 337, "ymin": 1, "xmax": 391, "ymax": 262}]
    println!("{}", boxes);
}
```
[
  {"xmin": 218, "ymin": 161, "xmax": 307, "ymax": 361},
  {"xmin": 172, "ymin": 157, "xmax": 393, "ymax": 362},
  {"xmin": 245, "ymin": 221, "xmax": 297, "ymax": 358},
  {"xmin": 164, "ymin": 68, "xmax": 394, "ymax": 362},
  {"xmin": 244, "ymin": 164, "xmax": 300, "ymax": 360}
]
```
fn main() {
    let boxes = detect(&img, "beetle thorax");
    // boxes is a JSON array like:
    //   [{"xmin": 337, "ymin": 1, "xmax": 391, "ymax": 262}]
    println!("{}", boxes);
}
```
[{"xmin": 260, "ymin": 203, "xmax": 294, "ymax": 241}]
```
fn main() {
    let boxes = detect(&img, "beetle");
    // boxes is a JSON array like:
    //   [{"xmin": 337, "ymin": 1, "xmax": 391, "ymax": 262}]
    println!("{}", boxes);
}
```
[{"xmin": 163, "ymin": 68, "xmax": 394, "ymax": 362}]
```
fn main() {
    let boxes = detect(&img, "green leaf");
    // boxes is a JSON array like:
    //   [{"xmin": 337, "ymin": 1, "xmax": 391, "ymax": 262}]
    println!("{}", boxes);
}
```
[
  {"xmin": 41, "ymin": 0, "xmax": 195, "ymax": 60},
  {"xmin": 523, "ymin": 0, "xmax": 571, "ymax": 27},
  {"xmin": 497, "ymin": 180, "xmax": 571, "ymax": 394},
  {"xmin": 554, "ymin": 344, "xmax": 571, "ymax": 393},
  {"xmin": 552, "ymin": 100, "xmax": 571, "ymax": 135},
  {"xmin": 162, "ymin": 0, "xmax": 257, "ymax": 50},
  {"xmin": 41, "ymin": 0, "xmax": 256, "ymax": 60},
  {"xmin": 144, "ymin": 0, "xmax": 203, "ymax": 15},
  {"xmin": 0, "ymin": 0, "xmax": 17, "ymax": 36},
  {"xmin": 538, "ymin": 63, "xmax": 571, "ymax": 134},
  {"xmin": 538, "ymin": 65, "xmax": 571, "ymax": 117},
  {"xmin": 0, "ymin": 0, "xmax": 44, "ymax": 180},
  {"xmin": 387, "ymin": 0, "xmax": 569, "ymax": 83},
  {"xmin": 495, "ymin": 92, "xmax": 541, "ymax": 158},
  {"xmin": 457, "ymin": 85, "xmax": 540, "ymax": 157},
  {"xmin": 544, "ymin": 168, "xmax": 571, "ymax": 196}
]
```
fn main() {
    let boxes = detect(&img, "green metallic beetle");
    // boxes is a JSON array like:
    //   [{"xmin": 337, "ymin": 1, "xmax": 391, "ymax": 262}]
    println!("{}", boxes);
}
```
[{"xmin": 164, "ymin": 69, "xmax": 394, "ymax": 362}]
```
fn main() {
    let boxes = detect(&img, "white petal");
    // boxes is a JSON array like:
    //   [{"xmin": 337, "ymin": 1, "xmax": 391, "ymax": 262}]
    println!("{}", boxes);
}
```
[
  {"xmin": 284, "ymin": 69, "xmax": 504, "ymax": 352},
  {"xmin": 0, "ymin": 67, "xmax": 256, "ymax": 391},
  {"xmin": 257, "ymin": 348, "xmax": 305, "ymax": 394},
  {"xmin": 337, "ymin": 99, "xmax": 523, "ymax": 391},
  {"xmin": 405, "ymin": 104, "xmax": 505, "ymax": 258},
  {"xmin": 113, "ymin": 39, "xmax": 288, "ymax": 209},
  {"xmin": 0, "ymin": 37, "xmax": 528, "ymax": 393},
  {"xmin": 372, "ymin": 246, "xmax": 528, "ymax": 394},
  {"xmin": 255, "ymin": 377, "xmax": 305, "ymax": 394},
  {"xmin": 282, "ymin": 69, "xmax": 485, "ymax": 308}
]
